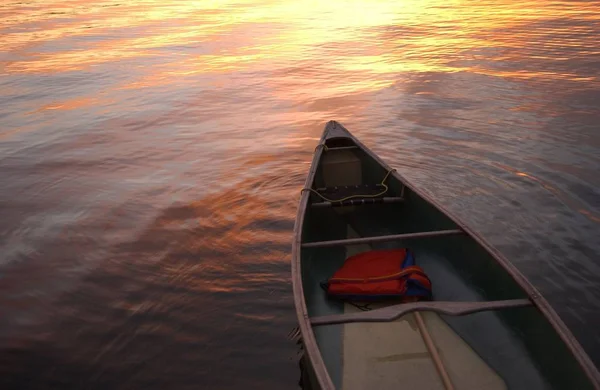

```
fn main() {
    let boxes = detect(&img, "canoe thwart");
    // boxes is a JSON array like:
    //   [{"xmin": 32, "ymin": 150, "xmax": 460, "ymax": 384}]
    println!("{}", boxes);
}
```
[
  {"xmin": 311, "ymin": 196, "xmax": 404, "ymax": 208},
  {"xmin": 301, "ymin": 229, "xmax": 464, "ymax": 248},
  {"xmin": 310, "ymin": 299, "xmax": 533, "ymax": 326},
  {"xmin": 315, "ymin": 184, "xmax": 387, "ymax": 197},
  {"xmin": 324, "ymin": 146, "xmax": 359, "ymax": 151}
]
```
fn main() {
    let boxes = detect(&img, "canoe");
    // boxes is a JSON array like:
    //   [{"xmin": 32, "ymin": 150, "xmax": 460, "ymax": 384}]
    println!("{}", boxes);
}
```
[{"xmin": 292, "ymin": 121, "xmax": 600, "ymax": 390}]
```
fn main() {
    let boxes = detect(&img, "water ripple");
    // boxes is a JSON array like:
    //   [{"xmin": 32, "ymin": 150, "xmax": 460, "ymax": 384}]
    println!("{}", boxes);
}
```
[{"xmin": 1, "ymin": 0, "xmax": 599, "ymax": 388}]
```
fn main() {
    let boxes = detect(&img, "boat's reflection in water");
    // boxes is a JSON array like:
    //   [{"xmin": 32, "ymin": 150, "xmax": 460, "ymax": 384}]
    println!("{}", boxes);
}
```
[{"xmin": 291, "ymin": 328, "xmax": 319, "ymax": 390}]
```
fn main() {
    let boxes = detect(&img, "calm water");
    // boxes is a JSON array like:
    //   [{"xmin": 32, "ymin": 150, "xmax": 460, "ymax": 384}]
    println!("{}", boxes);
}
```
[{"xmin": 1, "ymin": 0, "xmax": 599, "ymax": 388}]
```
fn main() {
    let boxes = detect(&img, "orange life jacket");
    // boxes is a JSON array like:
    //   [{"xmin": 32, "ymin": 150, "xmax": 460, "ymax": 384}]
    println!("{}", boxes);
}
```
[{"xmin": 323, "ymin": 248, "xmax": 432, "ymax": 302}]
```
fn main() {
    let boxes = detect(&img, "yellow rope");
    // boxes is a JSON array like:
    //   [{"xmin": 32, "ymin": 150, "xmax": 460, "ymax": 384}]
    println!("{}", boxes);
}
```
[{"xmin": 301, "ymin": 169, "xmax": 396, "ymax": 203}]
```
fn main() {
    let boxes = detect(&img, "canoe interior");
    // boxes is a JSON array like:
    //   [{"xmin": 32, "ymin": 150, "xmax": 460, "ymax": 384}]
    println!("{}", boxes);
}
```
[{"xmin": 300, "ymin": 137, "xmax": 594, "ymax": 389}]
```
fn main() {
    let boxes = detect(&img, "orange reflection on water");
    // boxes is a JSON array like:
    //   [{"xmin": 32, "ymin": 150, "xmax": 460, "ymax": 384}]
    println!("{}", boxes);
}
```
[
  {"xmin": 2, "ymin": 0, "xmax": 597, "ymax": 86},
  {"xmin": 2, "ymin": 3, "xmax": 599, "ymax": 382},
  {"xmin": 2, "ymin": 0, "xmax": 599, "ymax": 152},
  {"xmin": 39, "ymin": 96, "xmax": 104, "ymax": 111},
  {"xmin": 137, "ymin": 159, "xmax": 297, "ymax": 295}
]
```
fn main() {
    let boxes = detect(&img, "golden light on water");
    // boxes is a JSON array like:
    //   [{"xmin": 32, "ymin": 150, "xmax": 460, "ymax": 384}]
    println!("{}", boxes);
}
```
[
  {"xmin": 1, "ymin": 3, "xmax": 600, "ymax": 386},
  {"xmin": 1, "ymin": 0, "xmax": 598, "ymax": 223},
  {"xmin": 2, "ymin": 0, "xmax": 598, "ymax": 86}
]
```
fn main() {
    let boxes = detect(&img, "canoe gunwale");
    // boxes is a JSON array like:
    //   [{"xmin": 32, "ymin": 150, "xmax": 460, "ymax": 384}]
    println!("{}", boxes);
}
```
[
  {"xmin": 291, "ymin": 120, "xmax": 600, "ymax": 390},
  {"xmin": 291, "ymin": 128, "xmax": 336, "ymax": 390}
]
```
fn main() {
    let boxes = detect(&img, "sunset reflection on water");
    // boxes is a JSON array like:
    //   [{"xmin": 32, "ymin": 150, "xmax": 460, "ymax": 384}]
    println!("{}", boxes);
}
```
[{"xmin": 1, "ymin": 0, "xmax": 599, "ymax": 388}]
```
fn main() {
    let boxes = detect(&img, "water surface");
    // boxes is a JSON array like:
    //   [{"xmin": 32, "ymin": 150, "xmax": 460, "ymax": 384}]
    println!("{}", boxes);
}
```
[{"xmin": 1, "ymin": 0, "xmax": 599, "ymax": 388}]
